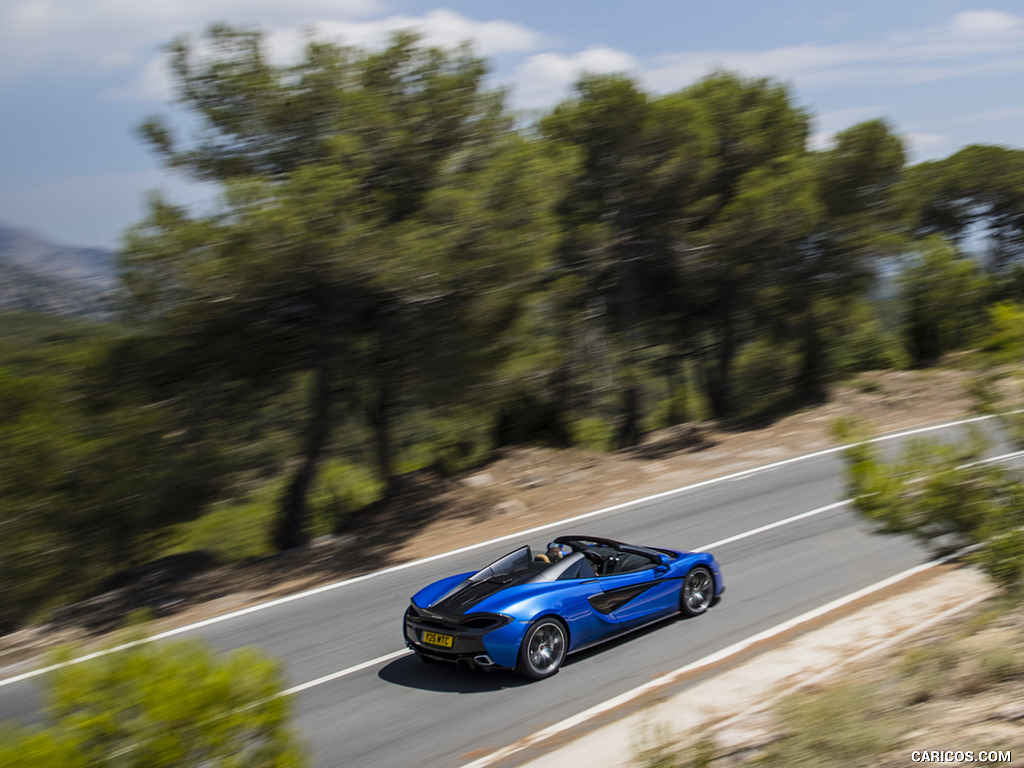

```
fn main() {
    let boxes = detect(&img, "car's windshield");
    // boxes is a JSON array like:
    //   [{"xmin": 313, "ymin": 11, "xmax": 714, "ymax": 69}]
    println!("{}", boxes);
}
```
[{"xmin": 468, "ymin": 545, "xmax": 534, "ymax": 582}]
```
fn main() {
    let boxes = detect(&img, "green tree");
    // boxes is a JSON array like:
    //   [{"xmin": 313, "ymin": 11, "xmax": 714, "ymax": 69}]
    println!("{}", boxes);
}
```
[
  {"xmin": 0, "ymin": 345, "xmax": 223, "ymax": 632},
  {"xmin": 0, "ymin": 637, "xmax": 304, "ymax": 767},
  {"xmin": 899, "ymin": 236, "xmax": 990, "ymax": 365},
  {"xmin": 678, "ymin": 71, "xmax": 812, "ymax": 418},
  {"xmin": 788, "ymin": 119, "xmax": 906, "ymax": 400},
  {"xmin": 903, "ymin": 144, "xmax": 1024, "ymax": 267},
  {"xmin": 125, "ymin": 26, "xmax": 567, "ymax": 549},
  {"xmin": 540, "ymin": 74, "xmax": 713, "ymax": 445},
  {"xmin": 840, "ymin": 424, "xmax": 1024, "ymax": 592}
]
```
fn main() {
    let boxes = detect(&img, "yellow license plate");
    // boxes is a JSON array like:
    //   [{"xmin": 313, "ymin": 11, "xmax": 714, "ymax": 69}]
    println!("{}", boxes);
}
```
[{"xmin": 422, "ymin": 631, "xmax": 453, "ymax": 648}]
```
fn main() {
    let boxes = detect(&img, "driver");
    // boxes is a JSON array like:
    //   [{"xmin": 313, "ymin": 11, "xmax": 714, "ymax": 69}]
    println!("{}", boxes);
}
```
[{"xmin": 545, "ymin": 542, "xmax": 572, "ymax": 562}]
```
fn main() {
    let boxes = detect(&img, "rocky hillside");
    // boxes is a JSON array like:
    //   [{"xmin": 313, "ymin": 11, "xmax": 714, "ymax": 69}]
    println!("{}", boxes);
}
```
[{"xmin": 0, "ymin": 224, "xmax": 117, "ymax": 319}]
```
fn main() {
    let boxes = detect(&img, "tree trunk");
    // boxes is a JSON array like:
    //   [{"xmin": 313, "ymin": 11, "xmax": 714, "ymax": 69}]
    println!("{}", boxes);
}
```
[
  {"xmin": 795, "ymin": 310, "xmax": 827, "ymax": 405},
  {"xmin": 273, "ymin": 350, "xmax": 332, "ymax": 551},
  {"xmin": 367, "ymin": 372, "xmax": 396, "ymax": 499},
  {"xmin": 702, "ymin": 294, "xmax": 737, "ymax": 420},
  {"xmin": 615, "ymin": 232, "xmax": 643, "ymax": 448},
  {"xmin": 615, "ymin": 383, "xmax": 640, "ymax": 448}
]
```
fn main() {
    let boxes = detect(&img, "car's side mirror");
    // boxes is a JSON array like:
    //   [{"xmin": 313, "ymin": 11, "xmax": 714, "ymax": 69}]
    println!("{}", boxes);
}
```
[{"xmin": 657, "ymin": 554, "xmax": 670, "ymax": 566}]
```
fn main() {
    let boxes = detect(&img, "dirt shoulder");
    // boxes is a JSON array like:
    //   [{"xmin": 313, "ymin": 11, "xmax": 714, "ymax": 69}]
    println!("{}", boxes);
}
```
[
  {"xmin": 0, "ymin": 368, "xmax": 977, "ymax": 674},
  {"xmin": 483, "ymin": 564, "xmax": 1008, "ymax": 768}
]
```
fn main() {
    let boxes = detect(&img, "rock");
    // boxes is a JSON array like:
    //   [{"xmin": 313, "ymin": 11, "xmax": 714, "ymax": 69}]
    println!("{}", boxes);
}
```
[
  {"xmin": 991, "ymin": 708, "xmax": 1024, "ymax": 722},
  {"xmin": 495, "ymin": 499, "xmax": 527, "ymax": 516},
  {"xmin": 517, "ymin": 473, "xmax": 547, "ymax": 489},
  {"xmin": 334, "ymin": 534, "xmax": 358, "ymax": 549},
  {"xmin": 463, "ymin": 472, "xmax": 494, "ymax": 488}
]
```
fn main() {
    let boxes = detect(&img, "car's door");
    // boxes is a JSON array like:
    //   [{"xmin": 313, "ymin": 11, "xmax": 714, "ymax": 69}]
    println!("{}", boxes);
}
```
[
  {"xmin": 555, "ymin": 578, "xmax": 626, "ymax": 650},
  {"xmin": 595, "ymin": 555, "xmax": 679, "ymax": 628}
]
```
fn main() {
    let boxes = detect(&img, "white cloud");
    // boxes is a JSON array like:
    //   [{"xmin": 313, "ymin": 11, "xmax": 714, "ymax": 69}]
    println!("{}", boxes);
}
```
[
  {"xmin": 0, "ymin": 0, "xmax": 373, "ymax": 81},
  {"xmin": 640, "ymin": 9, "xmax": 1024, "ymax": 93},
  {"xmin": 511, "ymin": 46, "xmax": 639, "ymax": 108},
  {"xmin": 0, "ymin": 2, "xmax": 545, "ymax": 87},
  {"xmin": 949, "ymin": 9, "xmax": 1023, "ymax": 36},
  {"xmin": 905, "ymin": 132, "xmax": 952, "ymax": 160},
  {"xmin": 105, "ymin": 54, "xmax": 175, "ymax": 102},
  {"xmin": 314, "ymin": 9, "xmax": 543, "ymax": 56},
  {"xmin": 93, "ymin": 8, "xmax": 544, "ymax": 102},
  {"xmin": 943, "ymin": 105, "xmax": 1024, "ymax": 124}
]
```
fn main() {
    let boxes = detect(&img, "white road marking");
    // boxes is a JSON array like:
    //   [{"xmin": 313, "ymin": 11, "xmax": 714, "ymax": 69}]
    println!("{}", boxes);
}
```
[
  {"xmin": 697, "ymin": 499, "xmax": 850, "ymax": 551},
  {"xmin": 0, "ymin": 414, "xmax": 1006, "ymax": 688},
  {"xmin": 711, "ymin": 588, "xmax": 992, "ymax": 735},
  {"xmin": 265, "ymin": 499, "xmax": 855, "ymax": 699},
  {"xmin": 460, "ymin": 552, "xmax": 962, "ymax": 768},
  {"xmin": 280, "ymin": 650, "xmax": 411, "ymax": 697}
]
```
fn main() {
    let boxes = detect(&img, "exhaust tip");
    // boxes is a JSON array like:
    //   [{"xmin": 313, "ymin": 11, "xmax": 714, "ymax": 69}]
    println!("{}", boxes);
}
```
[{"xmin": 472, "ymin": 654, "xmax": 495, "ymax": 667}]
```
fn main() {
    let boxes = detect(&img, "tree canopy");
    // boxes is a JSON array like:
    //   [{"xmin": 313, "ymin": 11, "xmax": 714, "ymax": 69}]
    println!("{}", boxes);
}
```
[{"xmin": 5, "ymin": 22, "xmax": 1024, "ymax": 634}]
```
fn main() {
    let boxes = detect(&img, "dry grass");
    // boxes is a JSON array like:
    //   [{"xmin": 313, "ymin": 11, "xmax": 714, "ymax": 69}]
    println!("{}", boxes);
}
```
[{"xmin": 633, "ymin": 595, "xmax": 1024, "ymax": 768}]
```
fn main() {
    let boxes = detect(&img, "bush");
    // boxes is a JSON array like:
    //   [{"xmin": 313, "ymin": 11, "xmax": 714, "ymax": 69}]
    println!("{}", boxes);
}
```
[
  {"xmin": 842, "ymin": 425, "xmax": 1024, "ymax": 593},
  {"xmin": 834, "ymin": 317, "xmax": 909, "ymax": 374},
  {"xmin": 731, "ymin": 338, "xmax": 800, "ymax": 421},
  {"xmin": 425, "ymin": 410, "xmax": 494, "ymax": 477},
  {"xmin": 0, "ymin": 636, "xmax": 305, "ymax": 768},
  {"xmin": 648, "ymin": 375, "xmax": 708, "ymax": 430},
  {"xmin": 900, "ymin": 237, "xmax": 991, "ymax": 366},
  {"xmin": 167, "ymin": 481, "xmax": 281, "ymax": 562},
  {"xmin": 568, "ymin": 416, "xmax": 616, "ymax": 452},
  {"xmin": 308, "ymin": 460, "xmax": 383, "ymax": 536},
  {"xmin": 966, "ymin": 371, "xmax": 1004, "ymax": 415},
  {"xmin": 898, "ymin": 640, "xmax": 958, "ymax": 704},
  {"xmin": 981, "ymin": 301, "xmax": 1024, "ymax": 363},
  {"xmin": 493, "ymin": 388, "xmax": 569, "ymax": 447},
  {"xmin": 758, "ymin": 682, "xmax": 900, "ymax": 768}
]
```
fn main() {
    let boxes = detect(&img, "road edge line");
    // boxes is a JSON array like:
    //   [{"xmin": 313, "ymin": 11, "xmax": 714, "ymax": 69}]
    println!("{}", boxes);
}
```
[
  {"xmin": 460, "ymin": 552, "xmax": 962, "ymax": 768},
  {"xmin": 0, "ymin": 413, "xmax": 998, "ymax": 687}
]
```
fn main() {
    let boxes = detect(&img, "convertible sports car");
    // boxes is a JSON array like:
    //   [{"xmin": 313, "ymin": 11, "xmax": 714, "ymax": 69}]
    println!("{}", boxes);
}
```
[{"xmin": 403, "ymin": 534, "xmax": 724, "ymax": 679}]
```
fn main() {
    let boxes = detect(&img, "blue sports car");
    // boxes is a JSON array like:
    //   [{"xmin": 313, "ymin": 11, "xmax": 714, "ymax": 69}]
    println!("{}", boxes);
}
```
[{"xmin": 403, "ymin": 534, "xmax": 724, "ymax": 679}]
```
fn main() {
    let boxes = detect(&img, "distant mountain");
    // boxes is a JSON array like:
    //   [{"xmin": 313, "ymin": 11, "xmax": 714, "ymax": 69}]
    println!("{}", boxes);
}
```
[{"xmin": 0, "ymin": 224, "xmax": 118, "ymax": 319}]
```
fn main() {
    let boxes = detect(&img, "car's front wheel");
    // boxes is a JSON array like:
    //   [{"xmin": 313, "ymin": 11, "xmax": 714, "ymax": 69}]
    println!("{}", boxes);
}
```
[
  {"xmin": 516, "ymin": 618, "xmax": 567, "ymax": 680},
  {"xmin": 680, "ymin": 566, "xmax": 714, "ymax": 617}
]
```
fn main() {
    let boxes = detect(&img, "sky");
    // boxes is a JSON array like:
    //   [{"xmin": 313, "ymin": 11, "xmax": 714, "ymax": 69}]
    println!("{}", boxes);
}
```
[{"xmin": 1, "ymin": 0, "xmax": 1023, "ymax": 249}]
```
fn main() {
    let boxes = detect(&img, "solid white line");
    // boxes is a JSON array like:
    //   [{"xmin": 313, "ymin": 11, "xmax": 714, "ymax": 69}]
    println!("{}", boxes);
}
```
[
  {"xmin": 280, "ymin": 650, "xmax": 410, "ymax": 697},
  {"xmin": 976, "ymin": 449, "xmax": 1024, "ymax": 466},
  {"xmin": 263, "ymin": 500, "xmax": 853, "ymax": 699},
  {"xmin": 681, "ymin": 579, "xmax": 992, "ymax": 740},
  {"xmin": 696, "ymin": 499, "xmax": 850, "ymax": 551},
  {"xmin": 0, "ymin": 414, "xmax": 1001, "ymax": 688},
  {"xmin": 460, "ymin": 553, "xmax": 961, "ymax": 768},
  {"xmin": 0, "ymin": 501, "xmax": 857, "ymax": 692}
]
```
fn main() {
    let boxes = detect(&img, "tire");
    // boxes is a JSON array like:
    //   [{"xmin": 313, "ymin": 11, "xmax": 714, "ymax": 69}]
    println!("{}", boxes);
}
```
[
  {"xmin": 516, "ymin": 618, "xmax": 567, "ymax": 680},
  {"xmin": 679, "ymin": 566, "xmax": 714, "ymax": 617}
]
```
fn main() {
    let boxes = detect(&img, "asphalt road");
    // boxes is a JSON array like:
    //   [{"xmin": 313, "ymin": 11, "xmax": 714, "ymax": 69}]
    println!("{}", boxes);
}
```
[{"xmin": 0, "ymin": 417, "xmax": 1013, "ymax": 766}]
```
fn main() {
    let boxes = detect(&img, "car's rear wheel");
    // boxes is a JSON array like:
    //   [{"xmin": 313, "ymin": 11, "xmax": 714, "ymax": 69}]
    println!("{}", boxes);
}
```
[
  {"xmin": 680, "ymin": 566, "xmax": 714, "ymax": 617},
  {"xmin": 516, "ymin": 618, "xmax": 567, "ymax": 680}
]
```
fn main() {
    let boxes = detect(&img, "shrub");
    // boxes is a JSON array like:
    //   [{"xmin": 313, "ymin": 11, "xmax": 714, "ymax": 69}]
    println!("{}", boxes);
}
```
[
  {"xmin": 833, "ymin": 317, "xmax": 909, "ymax": 374},
  {"xmin": 758, "ymin": 682, "xmax": 900, "ymax": 768},
  {"xmin": 568, "ymin": 416, "xmax": 616, "ymax": 452},
  {"xmin": 731, "ymin": 338, "xmax": 800, "ymax": 421},
  {"xmin": 0, "ymin": 636, "xmax": 305, "ymax": 768},
  {"xmin": 842, "ymin": 424, "xmax": 1024, "ymax": 593},
  {"xmin": 308, "ymin": 460, "xmax": 383, "ymax": 536},
  {"xmin": 981, "ymin": 301, "xmax": 1024, "ymax": 363}
]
